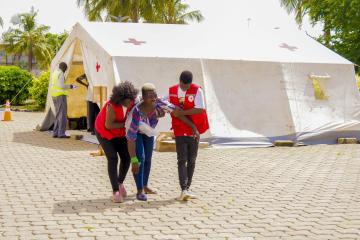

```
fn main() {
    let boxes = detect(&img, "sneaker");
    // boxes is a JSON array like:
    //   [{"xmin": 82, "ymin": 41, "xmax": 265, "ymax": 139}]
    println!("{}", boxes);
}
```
[
  {"xmin": 119, "ymin": 184, "xmax": 127, "ymax": 198},
  {"xmin": 112, "ymin": 191, "xmax": 124, "ymax": 203},
  {"xmin": 186, "ymin": 189, "xmax": 197, "ymax": 199},
  {"xmin": 136, "ymin": 193, "xmax": 147, "ymax": 201},
  {"xmin": 178, "ymin": 190, "xmax": 190, "ymax": 201},
  {"xmin": 58, "ymin": 135, "xmax": 71, "ymax": 139}
]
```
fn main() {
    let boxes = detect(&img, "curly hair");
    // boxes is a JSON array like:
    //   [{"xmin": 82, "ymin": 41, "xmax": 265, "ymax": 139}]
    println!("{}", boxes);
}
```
[{"xmin": 110, "ymin": 81, "xmax": 139, "ymax": 105}]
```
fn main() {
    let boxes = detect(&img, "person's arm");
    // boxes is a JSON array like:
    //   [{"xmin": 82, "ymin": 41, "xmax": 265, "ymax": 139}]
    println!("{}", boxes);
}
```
[
  {"xmin": 105, "ymin": 104, "xmax": 125, "ymax": 129},
  {"xmin": 157, "ymin": 99, "xmax": 200, "ymax": 140},
  {"xmin": 173, "ymin": 88, "xmax": 206, "ymax": 116},
  {"xmin": 127, "ymin": 140, "xmax": 139, "ymax": 174},
  {"xmin": 76, "ymin": 74, "xmax": 89, "ymax": 87},
  {"xmin": 126, "ymin": 108, "xmax": 141, "ymax": 174},
  {"xmin": 177, "ymin": 115, "xmax": 200, "ymax": 141},
  {"xmin": 156, "ymin": 95, "xmax": 170, "ymax": 118},
  {"xmin": 177, "ymin": 108, "xmax": 204, "ymax": 116},
  {"xmin": 58, "ymin": 72, "xmax": 74, "ymax": 89}
]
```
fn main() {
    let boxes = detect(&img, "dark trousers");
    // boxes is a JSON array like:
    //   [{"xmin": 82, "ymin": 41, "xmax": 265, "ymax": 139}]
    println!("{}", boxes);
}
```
[
  {"xmin": 87, "ymin": 101, "xmax": 100, "ymax": 132},
  {"xmin": 133, "ymin": 133, "xmax": 154, "ymax": 190},
  {"xmin": 52, "ymin": 95, "xmax": 67, "ymax": 137},
  {"xmin": 95, "ymin": 131, "xmax": 130, "ymax": 192},
  {"xmin": 175, "ymin": 136, "xmax": 199, "ymax": 191}
]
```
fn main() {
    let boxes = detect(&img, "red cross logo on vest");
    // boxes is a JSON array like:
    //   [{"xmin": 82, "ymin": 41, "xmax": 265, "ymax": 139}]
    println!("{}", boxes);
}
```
[
  {"xmin": 188, "ymin": 95, "xmax": 195, "ymax": 102},
  {"xmin": 124, "ymin": 38, "xmax": 146, "ymax": 46},
  {"xmin": 96, "ymin": 62, "xmax": 100, "ymax": 72}
]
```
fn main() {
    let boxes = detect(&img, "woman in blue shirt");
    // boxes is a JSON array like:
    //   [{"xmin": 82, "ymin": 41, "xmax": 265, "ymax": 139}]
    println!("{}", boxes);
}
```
[{"xmin": 126, "ymin": 83, "xmax": 199, "ymax": 201}]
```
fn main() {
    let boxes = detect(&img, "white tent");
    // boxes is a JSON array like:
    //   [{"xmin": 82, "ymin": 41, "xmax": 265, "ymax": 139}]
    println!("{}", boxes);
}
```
[{"xmin": 40, "ymin": 21, "xmax": 360, "ymax": 146}]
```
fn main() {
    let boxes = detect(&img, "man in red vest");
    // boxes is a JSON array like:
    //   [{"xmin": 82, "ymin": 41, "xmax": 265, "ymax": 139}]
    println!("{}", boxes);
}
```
[{"xmin": 166, "ymin": 70, "xmax": 209, "ymax": 201}]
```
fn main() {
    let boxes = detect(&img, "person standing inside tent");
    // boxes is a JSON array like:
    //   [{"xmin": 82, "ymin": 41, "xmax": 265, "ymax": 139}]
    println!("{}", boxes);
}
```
[
  {"xmin": 76, "ymin": 74, "xmax": 100, "ymax": 135},
  {"xmin": 51, "ymin": 62, "xmax": 77, "ymax": 138},
  {"xmin": 95, "ymin": 81, "xmax": 138, "ymax": 203},
  {"xmin": 165, "ymin": 70, "xmax": 209, "ymax": 201},
  {"xmin": 127, "ymin": 83, "xmax": 199, "ymax": 201}
]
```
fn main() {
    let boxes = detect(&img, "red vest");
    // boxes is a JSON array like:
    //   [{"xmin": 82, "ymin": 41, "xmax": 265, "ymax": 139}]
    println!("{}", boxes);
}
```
[
  {"xmin": 95, "ymin": 100, "xmax": 127, "ymax": 140},
  {"xmin": 169, "ymin": 84, "xmax": 209, "ymax": 137}
]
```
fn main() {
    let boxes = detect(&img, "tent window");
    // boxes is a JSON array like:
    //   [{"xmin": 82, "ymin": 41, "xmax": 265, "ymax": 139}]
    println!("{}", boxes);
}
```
[{"xmin": 309, "ymin": 74, "xmax": 330, "ymax": 100}]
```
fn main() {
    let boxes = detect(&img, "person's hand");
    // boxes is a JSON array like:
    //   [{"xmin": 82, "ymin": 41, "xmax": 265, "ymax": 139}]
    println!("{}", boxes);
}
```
[
  {"xmin": 172, "ymin": 108, "xmax": 183, "ymax": 118},
  {"xmin": 131, "ymin": 156, "xmax": 140, "ymax": 174},
  {"xmin": 192, "ymin": 127, "xmax": 200, "ymax": 142},
  {"xmin": 157, "ymin": 109, "xmax": 166, "ymax": 118},
  {"xmin": 132, "ymin": 163, "xmax": 140, "ymax": 174}
]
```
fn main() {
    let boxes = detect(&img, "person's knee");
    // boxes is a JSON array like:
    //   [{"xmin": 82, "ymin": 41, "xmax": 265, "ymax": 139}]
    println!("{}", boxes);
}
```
[
  {"xmin": 106, "ymin": 154, "xmax": 118, "ymax": 165},
  {"xmin": 177, "ymin": 157, "xmax": 187, "ymax": 166},
  {"xmin": 188, "ymin": 157, "xmax": 197, "ymax": 166},
  {"xmin": 144, "ymin": 154, "xmax": 152, "ymax": 164}
]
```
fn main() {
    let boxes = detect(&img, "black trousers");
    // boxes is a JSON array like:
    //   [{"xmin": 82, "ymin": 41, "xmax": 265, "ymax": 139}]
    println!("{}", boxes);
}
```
[
  {"xmin": 175, "ymin": 136, "xmax": 199, "ymax": 191},
  {"xmin": 87, "ymin": 101, "xmax": 100, "ymax": 132},
  {"xmin": 95, "ymin": 131, "xmax": 130, "ymax": 192}
]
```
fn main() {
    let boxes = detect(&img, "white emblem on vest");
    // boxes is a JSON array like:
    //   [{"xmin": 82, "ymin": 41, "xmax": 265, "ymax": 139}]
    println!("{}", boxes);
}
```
[{"xmin": 188, "ymin": 95, "xmax": 194, "ymax": 102}]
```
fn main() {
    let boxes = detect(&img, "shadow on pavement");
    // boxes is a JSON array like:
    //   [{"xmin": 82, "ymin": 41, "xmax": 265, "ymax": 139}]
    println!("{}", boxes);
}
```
[
  {"xmin": 52, "ymin": 197, "xmax": 181, "ymax": 214},
  {"xmin": 12, "ymin": 131, "xmax": 97, "ymax": 151}
]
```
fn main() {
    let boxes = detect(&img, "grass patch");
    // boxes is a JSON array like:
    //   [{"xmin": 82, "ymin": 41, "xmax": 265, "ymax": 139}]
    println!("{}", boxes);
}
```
[{"xmin": 12, "ymin": 99, "xmax": 44, "ymax": 112}]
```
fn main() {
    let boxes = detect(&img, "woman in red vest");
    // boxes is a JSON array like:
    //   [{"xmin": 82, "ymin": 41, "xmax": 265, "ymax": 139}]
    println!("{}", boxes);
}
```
[{"xmin": 95, "ymin": 81, "xmax": 139, "ymax": 203}]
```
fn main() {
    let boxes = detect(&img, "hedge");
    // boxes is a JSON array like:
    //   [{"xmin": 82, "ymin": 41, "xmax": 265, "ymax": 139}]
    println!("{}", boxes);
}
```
[
  {"xmin": 29, "ymin": 71, "xmax": 50, "ymax": 108},
  {"xmin": 0, "ymin": 66, "xmax": 33, "ymax": 105}
]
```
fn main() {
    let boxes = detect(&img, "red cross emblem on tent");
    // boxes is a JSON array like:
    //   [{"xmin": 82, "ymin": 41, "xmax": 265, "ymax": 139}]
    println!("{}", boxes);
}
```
[
  {"xmin": 124, "ymin": 38, "xmax": 146, "ymax": 46},
  {"xmin": 96, "ymin": 62, "xmax": 100, "ymax": 72},
  {"xmin": 279, "ymin": 43, "xmax": 298, "ymax": 52}
]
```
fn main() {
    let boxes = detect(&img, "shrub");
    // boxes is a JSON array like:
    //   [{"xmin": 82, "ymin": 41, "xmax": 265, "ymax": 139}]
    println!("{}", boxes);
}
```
[
  {"xmin": 29, "ymin": 71, "xmax": 50, "ymax": 108},
  {"xmin": 0, "ymin": 66, "xmax": 33, "ymax": 105}
]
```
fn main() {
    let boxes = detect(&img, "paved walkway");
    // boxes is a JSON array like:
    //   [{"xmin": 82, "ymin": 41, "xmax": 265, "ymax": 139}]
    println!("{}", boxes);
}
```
[{"xmin": 1, "ymin": 112, "xmax": 360, "ymax": 240}]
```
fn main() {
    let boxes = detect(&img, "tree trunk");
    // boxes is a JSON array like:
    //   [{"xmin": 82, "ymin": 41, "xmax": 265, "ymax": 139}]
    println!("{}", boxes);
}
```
[
  {"xmin": 323, "ymin": 22, "xmax": 331, "ymax": 46},
  {"xmin": 133, "ymin": 0, "xmax": 140, "ymax": 23},
  {"xmin": 28, "ymin": 44, "xmax": 33, "ymax": 72}
]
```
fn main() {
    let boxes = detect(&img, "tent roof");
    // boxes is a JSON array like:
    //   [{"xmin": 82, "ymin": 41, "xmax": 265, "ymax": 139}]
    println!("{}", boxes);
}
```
[{"xmin": 71, "ymin": 21, "xmax": 352, "ymax": 65}]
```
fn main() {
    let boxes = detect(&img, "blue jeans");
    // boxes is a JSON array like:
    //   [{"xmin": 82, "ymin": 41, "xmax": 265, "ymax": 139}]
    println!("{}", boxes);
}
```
[{"xmin": 133, "ymin": 133, "xmax": 154, "ymax": 190}]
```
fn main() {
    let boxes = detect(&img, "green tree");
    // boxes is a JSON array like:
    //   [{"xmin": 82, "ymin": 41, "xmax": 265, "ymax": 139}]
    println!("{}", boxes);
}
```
[
  {"xmin": 0, "ymin": 16, "xmax": 3, "ymax": 28},
  {"xmin": 38, "ymin": 32, "xmax": 68, "ymax": 69},
  {"xmin": 280, "ymin": 0, "xmax": 360, "ymax": 71},
  {"xmin": 2, "ymin": 7, "xmax": 52, "ymax": 71},
  {"xmin": 76, "ymin": 0, "xmax": 203, "ymax": 24},
  {"xmin": 29, "ymin": 71, "xmax": 49, "ymax": 108},
  {"xmin": 0, "ymin": 66, "xmax": 33, "ymax": 105},
  {"xmin": 76, "ymin": 0, "xmax": 140, "ymax": 22},
  {"xmin": 147, "ymin": 0, "xmax": 204, "ymax": 24},
  {"xmin": 279, "ymin": 0, "xmax": 307, "ymax": 26}
]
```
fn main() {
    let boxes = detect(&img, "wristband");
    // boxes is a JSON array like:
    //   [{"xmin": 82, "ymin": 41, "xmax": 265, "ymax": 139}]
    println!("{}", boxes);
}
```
[{"xmin": 131, "ymin": 156, "xmax": 139, "ymax": 164}]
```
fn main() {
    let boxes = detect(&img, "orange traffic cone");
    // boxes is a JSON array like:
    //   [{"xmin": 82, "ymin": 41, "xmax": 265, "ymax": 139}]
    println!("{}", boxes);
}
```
[{"xmin": 2, "ymin": 100, "xmax": 12, "ymax": 121}]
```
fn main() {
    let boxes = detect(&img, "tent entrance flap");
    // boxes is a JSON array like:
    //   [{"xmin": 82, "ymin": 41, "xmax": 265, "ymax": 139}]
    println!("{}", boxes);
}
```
[{"xmin": 66, "ymin": 40, "xmax": 87, "ymax": 119}]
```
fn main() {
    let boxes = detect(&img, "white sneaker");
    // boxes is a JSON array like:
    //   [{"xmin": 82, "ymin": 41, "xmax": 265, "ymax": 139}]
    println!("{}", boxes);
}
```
[
  {"xmin": 186, "ymin": 189, "xmax": 197, "ymax": 199},
  {"xmin": 178, "ymin": 190, "xmax": 190, "ymax": 201}
]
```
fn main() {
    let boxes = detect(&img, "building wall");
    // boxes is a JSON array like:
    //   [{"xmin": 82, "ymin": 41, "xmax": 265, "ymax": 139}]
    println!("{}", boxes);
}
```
[{"xmin": 0, "ymin": 44, "xmax": 37, "ymax": 66}]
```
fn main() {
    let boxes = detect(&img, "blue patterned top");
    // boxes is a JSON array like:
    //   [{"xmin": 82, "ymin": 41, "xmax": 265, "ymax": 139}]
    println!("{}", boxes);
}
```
[{"xmin": 126, "ymin": 98, "xmax": 175, "ymax": 141}]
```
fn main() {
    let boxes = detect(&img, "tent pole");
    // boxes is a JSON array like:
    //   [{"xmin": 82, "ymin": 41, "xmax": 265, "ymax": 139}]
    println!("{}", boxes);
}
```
[{"xmin": 91, "ymin": 86, "xmax": 106, "ymax": 157}]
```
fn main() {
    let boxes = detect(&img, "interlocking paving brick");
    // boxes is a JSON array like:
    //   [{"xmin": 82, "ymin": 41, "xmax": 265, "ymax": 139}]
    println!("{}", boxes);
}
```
[{"xmin": 1, "ymin": 112, "xmax": 360, "ymax": 239}]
